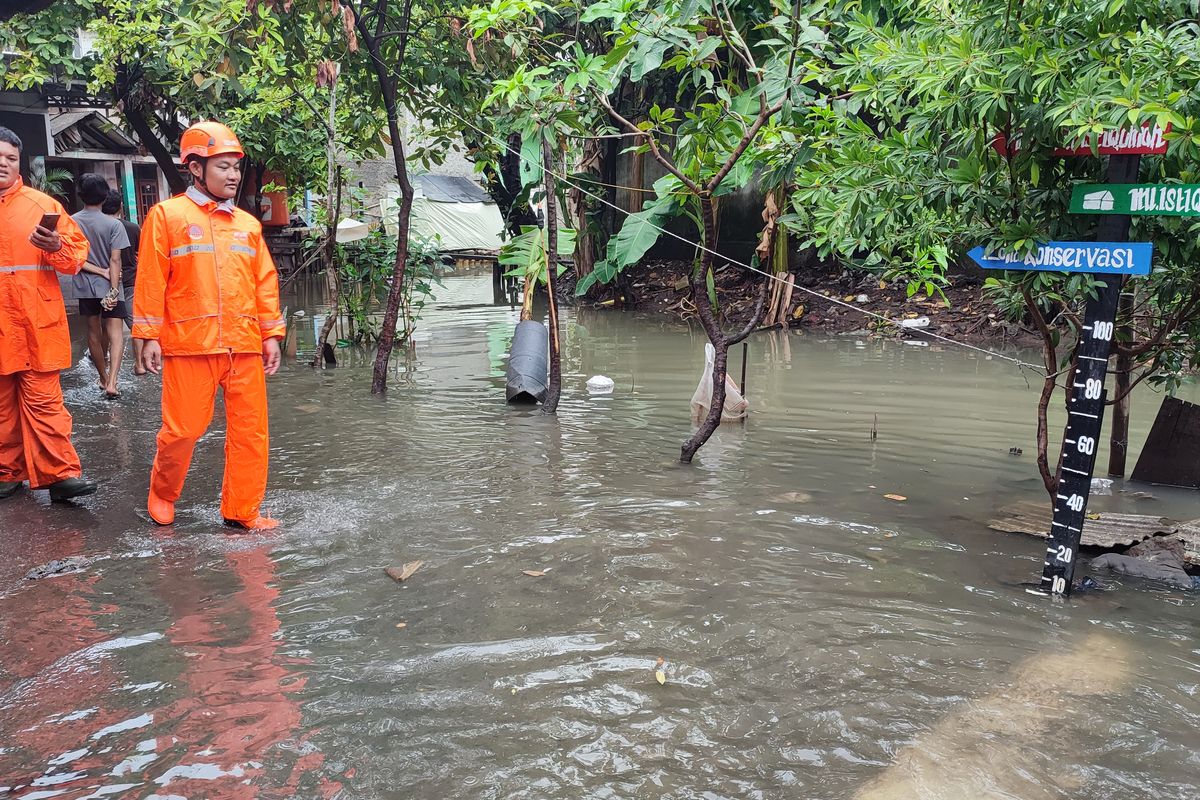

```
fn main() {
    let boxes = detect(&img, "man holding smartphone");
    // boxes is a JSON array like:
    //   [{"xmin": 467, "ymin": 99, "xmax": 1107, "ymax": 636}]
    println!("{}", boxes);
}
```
[{"xmin": 0, "ymin": 126, "xmax": 98, "ymax": 502}]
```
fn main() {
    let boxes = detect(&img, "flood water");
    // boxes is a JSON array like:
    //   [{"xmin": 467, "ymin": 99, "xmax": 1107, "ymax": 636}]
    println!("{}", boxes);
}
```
[{"xmin": 1, "ymin": 272, "xmax": 1197, "ymax": 799}]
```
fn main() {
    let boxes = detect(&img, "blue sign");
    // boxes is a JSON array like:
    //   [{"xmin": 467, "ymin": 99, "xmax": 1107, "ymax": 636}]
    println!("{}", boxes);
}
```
[{"xmin": 967, "ymin": 241, "xmax": 1152, "ymax": 275}]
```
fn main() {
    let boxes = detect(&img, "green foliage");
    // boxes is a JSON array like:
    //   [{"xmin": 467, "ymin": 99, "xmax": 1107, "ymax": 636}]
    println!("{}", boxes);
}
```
[
  {"xmin": 498, "ymin": 223, "xmax": 576, "ymax": 285},
  {"xmin": 472, "ymin": 0, "xmax": 824, "ymax": 296},
  {"xmin": 2, "ymin": 0, "xmax": 384, "ymax": 191},
  {"xmin": 334, "ymin": 231, "xmax": 441, "ymax": 344},
  {"xmin": 790, "ymin": 0, "xmax": 1200, "ymax": 382},
  {"xmin": 30, "ymin": 165, "xmax": 73, "ymax": 199}
]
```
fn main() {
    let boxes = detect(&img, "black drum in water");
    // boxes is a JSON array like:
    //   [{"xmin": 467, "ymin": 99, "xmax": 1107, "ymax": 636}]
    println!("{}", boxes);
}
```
[{"xmin": 505, "ymin": 320, "xmax": 549, "ymax": 404}]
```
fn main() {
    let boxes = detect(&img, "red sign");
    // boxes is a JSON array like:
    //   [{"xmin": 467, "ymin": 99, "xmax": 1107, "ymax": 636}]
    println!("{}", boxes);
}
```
[
  {"xmin": 1055, "ymin": 123, "xmax": 1170, "ymax": 156},
  {"xmin": 991, "ymin": 124, "xmax": 1171, "ymax": 158}
]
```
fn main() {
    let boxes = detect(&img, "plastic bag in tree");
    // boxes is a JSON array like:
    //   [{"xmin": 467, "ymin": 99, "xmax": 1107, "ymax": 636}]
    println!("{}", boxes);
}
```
[{"xmin": 690, "ymin": 343, "xmax": 748, "ymax": 422}]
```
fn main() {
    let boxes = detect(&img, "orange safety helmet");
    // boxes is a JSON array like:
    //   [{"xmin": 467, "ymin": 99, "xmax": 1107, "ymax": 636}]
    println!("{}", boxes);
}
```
[{"xmin": 179, "ymin": 121, "xmax": 244, "ymax": 163}]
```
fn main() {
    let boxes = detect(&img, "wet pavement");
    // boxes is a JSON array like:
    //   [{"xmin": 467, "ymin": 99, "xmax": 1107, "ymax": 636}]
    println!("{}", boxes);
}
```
[{"xmin": 1, "ymin": 273, "xmax": 1198, "ymax": 798}]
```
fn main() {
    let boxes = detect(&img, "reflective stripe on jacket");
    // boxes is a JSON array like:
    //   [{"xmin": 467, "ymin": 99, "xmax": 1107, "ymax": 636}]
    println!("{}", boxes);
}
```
[
  {"xmin": 0, "ymin": 178, "xmax": 88, "ymax": 375},
  {"xmin": 133, "ymin": 189, "xmax": 285, "ymax": 355}
]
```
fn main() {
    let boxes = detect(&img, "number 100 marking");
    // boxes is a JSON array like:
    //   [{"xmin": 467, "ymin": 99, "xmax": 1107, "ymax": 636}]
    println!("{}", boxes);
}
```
[{"xmin": 1093, "ymin": 321, "xmax": 1114, "ymax": 341}]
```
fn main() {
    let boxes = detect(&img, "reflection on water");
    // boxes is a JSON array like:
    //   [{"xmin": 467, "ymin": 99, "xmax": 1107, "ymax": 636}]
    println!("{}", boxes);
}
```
[{"xmin": 0, "ymin": 273, "xmax": 1197, "ymax": 798}]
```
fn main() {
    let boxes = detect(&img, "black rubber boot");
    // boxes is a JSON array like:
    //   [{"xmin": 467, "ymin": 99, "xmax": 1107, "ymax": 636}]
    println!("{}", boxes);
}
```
[
  {"xmin": 0, "ymin": 481, "xmax": 21, "ymax": 499},
  {"xmin": 48, "ymin": 477, "xmax": 98, "ymax": 503}
]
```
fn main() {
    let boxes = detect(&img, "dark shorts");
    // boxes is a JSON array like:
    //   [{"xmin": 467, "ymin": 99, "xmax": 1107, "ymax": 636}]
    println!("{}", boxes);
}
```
[{"xmin": 79, "ymin": 298, "xmax": 128, "ymax": 319}]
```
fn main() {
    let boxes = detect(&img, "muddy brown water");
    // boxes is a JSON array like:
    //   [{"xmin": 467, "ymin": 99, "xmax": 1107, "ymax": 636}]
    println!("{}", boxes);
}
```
[{"xmin": 1, "ymin": 273, "xmax": 1197, "ymax": 799}]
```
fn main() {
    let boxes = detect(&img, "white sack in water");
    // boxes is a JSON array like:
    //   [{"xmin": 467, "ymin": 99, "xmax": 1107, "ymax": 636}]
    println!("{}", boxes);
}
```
[{"xmin": 690, "ymin": 343, "xmax": 748, "ymax": 422}]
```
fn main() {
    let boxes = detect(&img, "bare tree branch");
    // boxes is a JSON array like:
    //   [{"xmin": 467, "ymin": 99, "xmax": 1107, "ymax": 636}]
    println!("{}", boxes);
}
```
[{"xmin": 597, "ymin": 93, "xmax": 701, "ymax": 193}]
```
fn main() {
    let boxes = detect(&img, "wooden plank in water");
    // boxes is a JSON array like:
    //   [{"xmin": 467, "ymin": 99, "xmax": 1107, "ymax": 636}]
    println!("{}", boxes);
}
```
[
  {"xmin": 988, "ymin": 500, "xmax": 1175, "ymax": 549},
  {"xmin": 1131, "ymin": 396, "xmax": 1200, "ymax": 488}
]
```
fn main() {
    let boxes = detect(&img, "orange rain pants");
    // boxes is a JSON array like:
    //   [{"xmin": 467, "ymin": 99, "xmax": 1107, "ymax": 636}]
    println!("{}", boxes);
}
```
[
  {"xmin": 149, "ymin": 353, "xmax": 268, "ymax": 523},
  {"xmin": 0, "ymin": 371, "xmax": 81, "ymax": 488}
]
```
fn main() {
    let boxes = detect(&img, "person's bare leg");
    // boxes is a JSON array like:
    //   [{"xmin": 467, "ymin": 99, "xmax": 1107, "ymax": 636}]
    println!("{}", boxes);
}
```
[
  {"xmin": 104, "ymin": 317, "xmax": 124, "ymax": 396},
  {"xmin": 131, "ymin": 336, "xmax": 145, "ymax": 376},
  {"xmin": 86, "ymin": 314, "xmax": 108, "ymax": 388}
]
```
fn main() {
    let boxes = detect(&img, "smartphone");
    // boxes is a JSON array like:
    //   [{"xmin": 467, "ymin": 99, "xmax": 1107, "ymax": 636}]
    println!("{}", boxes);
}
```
[{"xmin": 37, "ymin": 213, "xmax": 60, "ymax": 231}]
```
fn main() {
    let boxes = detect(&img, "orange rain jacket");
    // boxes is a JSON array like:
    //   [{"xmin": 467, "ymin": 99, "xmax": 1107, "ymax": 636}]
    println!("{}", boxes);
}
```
[
  {"xmin": 133, "ymin": 188, "xmax": 285, "ymax": 354},
  {"xmin": 0, "ymin": 177, "xmax": 88, "ymax": 375}
]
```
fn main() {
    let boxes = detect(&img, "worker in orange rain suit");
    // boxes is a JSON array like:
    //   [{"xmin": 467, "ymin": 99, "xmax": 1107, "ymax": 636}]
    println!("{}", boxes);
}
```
[
  {"xmin": 133, "ymin": 121, "xmax": 285, "ymax": 530},
  {"xmin": 0, "ymin": 125, "xmax": 98, "ymax": 502}
]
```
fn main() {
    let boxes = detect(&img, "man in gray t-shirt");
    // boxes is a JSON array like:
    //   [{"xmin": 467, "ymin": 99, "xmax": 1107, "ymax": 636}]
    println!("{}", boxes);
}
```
[{"xmin": 71, "ymin": 173, "xmax": 129, "ymax": 398}]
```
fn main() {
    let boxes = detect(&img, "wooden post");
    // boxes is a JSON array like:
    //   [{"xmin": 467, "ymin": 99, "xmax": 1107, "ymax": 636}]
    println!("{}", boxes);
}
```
[{"xmin": 542, "ymin": 137, "xmax": 562, "ymax": 414}]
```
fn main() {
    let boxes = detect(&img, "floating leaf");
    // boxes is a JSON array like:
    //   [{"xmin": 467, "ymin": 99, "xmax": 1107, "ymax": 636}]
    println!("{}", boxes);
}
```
[
  {"xmin": 883, "ymin": 494, "xmax": 907, "ymax": 502},
  {"xmin": 395, "ymin": 622, "xmax": 407, "ymax": 629},
  {"xmin": 522, "ymin": 569, "xmax": 546, "ymax": 577},
  {"xmin": 385, "ymin": 561, "xmax": 424, "ymax": 582},
  {"xmin": 656, "ymin": 670, "xmax": 666, "ymax": 685}
]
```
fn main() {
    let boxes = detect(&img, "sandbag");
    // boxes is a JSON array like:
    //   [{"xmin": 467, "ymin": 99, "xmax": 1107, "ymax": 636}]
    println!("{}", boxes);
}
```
[
  {"xmin": 690, "ymin": 343, "xmax": 748, "ymax": 422},
  {"xmin": 1090, "ymin": 538, "xmax": 1198, "ymax": 589}
]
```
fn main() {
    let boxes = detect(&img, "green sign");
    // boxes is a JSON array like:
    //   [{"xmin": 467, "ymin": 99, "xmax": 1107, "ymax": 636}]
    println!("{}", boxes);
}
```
[{"xmin": 1070, "ymin": 183, "xmax": 1200, "ymax": 216}]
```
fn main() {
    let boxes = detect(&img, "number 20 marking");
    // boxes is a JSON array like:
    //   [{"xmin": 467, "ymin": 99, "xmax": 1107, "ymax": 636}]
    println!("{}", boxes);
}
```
[{"xmin": 1055, "ymin": 545, "xmax": 1073, "ymax": 564}]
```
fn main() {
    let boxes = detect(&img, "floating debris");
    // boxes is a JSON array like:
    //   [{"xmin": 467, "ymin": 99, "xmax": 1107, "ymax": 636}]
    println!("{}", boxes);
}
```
[
  {"xmin": 385, "ymin": 561, "xmax": 424, "ymax": 583},
  {"xmin": 25, "ymin": 556, "xmax": 93, "ymax": 580}
]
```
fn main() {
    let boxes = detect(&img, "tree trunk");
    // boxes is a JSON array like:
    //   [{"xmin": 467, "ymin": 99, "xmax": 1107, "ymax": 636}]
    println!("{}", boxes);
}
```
[
  {"xmin": 313, "ymin": 79, "xmax": 342, "ymax": 366},
  {"xmin": 568, "ymin": 137, "xmax": 601, "ymax": 284},
  {"xmin": 1108, "ymin": 283, "xmax": 1134, "ymax": 476},
  {"xmin": 542, "ymin": 138, "xmax": 562, "ymax": 414},
  {"xmin": 474, "ymin": 133, "xmax": 538, "ymax": 236},
  {"xmin": 119, "ymin": 90, "xmax": 185, "ymax": 195},
  {"xmin": 359, "ymin": 15, "xmax": 416, "ymax": 395},
  {"xmin": 312, "ymin": 162, "xmax": 343, "ymax": 367},
  {"xmin": 681, "ymin": 195, "xmax": 729, "ymax": 463},
  {"xmin": 1025, "ymin": 285, "xmax": 1061, "ymax": 498}
]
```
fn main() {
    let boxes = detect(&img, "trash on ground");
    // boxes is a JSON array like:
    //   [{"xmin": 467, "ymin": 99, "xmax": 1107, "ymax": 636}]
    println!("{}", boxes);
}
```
[
  {"xmin": 899, "ymin": 316, "xmax": 930, "ymax": 328},
  {"xmin": 385, "ymin": 561, "xmax": 424, "ymax": 583},
  {"xmin": 1091, "ymin": 477, "xmax": 1114, "ymax": 495},
  {"xmin": 586, "ymin": 375, "xmax": 615, "ymax": 394}
]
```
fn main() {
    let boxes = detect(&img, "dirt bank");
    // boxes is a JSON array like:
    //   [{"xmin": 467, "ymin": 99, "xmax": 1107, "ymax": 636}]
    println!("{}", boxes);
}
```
[{"xmin": 613, "ymin": 259, "xmax": 1042, "ymax": 349}]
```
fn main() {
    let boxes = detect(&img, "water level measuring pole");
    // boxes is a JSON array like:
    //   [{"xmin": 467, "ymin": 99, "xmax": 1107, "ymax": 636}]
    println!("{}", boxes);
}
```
[
  {"xmin": 969, "ymin": 151, "xmax": 1150, "ymax": 597},
  {"xmin": 1036, "ymin": 154, "xmax": 1140, "ymax": 597}
]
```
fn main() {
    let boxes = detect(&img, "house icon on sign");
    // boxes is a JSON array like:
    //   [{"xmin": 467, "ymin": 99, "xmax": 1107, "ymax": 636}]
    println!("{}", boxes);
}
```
[{"xmin": 1082, "ymin": 190, "xmax": 1114, "ymax": 211}]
